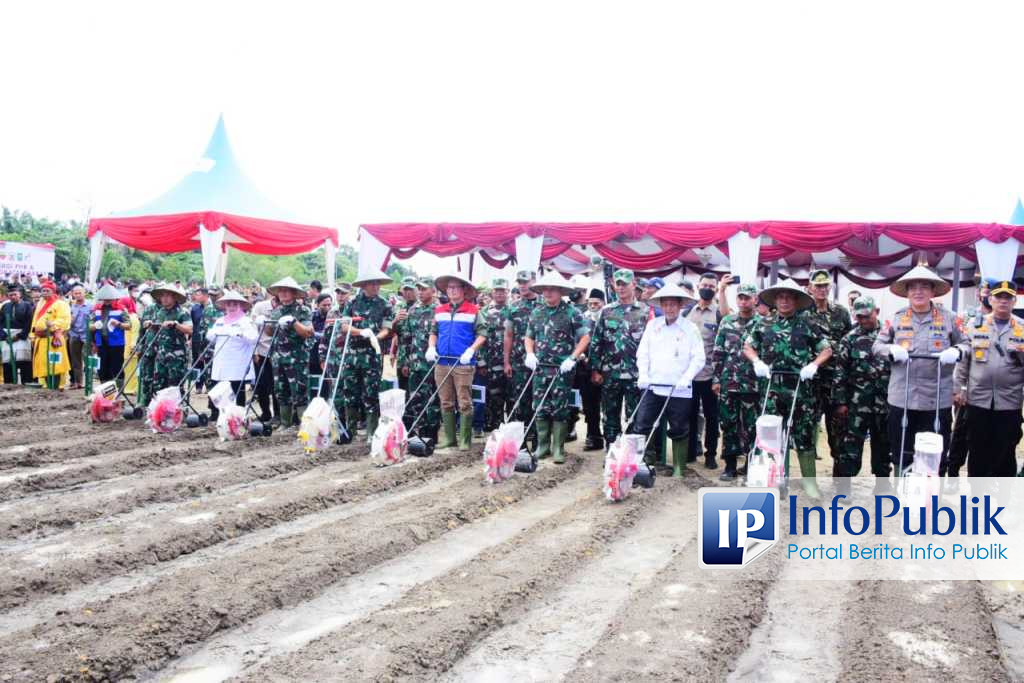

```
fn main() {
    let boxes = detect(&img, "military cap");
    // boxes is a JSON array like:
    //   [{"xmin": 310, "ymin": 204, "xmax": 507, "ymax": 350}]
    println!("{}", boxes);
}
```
[
  {"xmin": 852, "ymin": 295, "xmax": 878, "ymax": 315},
  {"xmin": 612, "ymin": 268, "xmax": 635, "ymax": 284},
  {"xmin": 809, "ymin": 269, "xmax": 832, "ymax": 285},
  {"xmin": 991, "ymin": 280, "xmax": 1018, "ymax": 297},
  {"xmin": 400, "ymin": 276, "xmax": 417, "ymax": 290},
  {"xmin": 737, "ymin": 283, "xmax": 758, "ymax": 298},
  {"xmin": 515, "ymin": 269, "xmax": 536, "ymax": 283},
  {"xmin": 491, "ymin": 277, "xmax": 510, "ymax": 290}
]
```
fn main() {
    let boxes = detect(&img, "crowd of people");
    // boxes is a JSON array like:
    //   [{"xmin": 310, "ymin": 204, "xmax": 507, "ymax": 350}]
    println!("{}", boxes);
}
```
[{"xmin": 2, "ymin": 262, "xmax": 1021, "ymax": 489}]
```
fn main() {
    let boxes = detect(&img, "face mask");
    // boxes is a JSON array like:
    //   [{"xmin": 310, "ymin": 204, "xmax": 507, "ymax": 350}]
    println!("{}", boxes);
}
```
[{"xmin": 699, "ymin": 287, "xmax": 715, "ymax": 301}]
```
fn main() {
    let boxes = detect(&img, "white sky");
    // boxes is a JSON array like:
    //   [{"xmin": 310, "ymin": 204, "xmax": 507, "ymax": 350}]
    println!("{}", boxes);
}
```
[{"xmin": 2, "ymin": 1, "xmax": 1023, "ymax": 277}]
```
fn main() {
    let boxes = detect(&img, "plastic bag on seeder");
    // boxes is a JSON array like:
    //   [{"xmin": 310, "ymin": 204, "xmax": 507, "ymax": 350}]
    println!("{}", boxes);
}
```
[
  {"xmin": 483, "ymin": 421, "xmax": 525, "ymax": 483},
  {"xmin": 89, "ymin": 381, "xmax": 123, "ymax": 423},
  {"xmin": 146, "ymin": 386, "xmax": 184, "ymax": 434},
  {"xmin": 217, "ymin": 404, "xmax": 249, "ymax": 441},
  {"xmin": 603, "ymin": 434, "xmax": 645, "ymax": 502},
  {"xmin": 371, "ymin": 389, "xmax": 408, "ymax": 466},
  {"xmin": 298, "ymin": 397, "xmax": 337, "ymax": 453}
]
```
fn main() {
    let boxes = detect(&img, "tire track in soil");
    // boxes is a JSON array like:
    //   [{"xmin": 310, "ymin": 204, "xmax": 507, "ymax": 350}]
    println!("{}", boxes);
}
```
[
  {"xmin": 4, "ymin": 395, "xmax": 86, "ymax": 419},
  {"xmin": 0, "ymin": 447, "xmax": 481, "ymax": 611},
  {"xmin": 0, "ymin": 437, "xmax": 370, "ymax": 540},
  {"xmin": 0, "ymin": 426, "xmax": 217, "ymax": 469},
  {"xmin": 0, "ymin": 453, "xmax": 584, "ymax": 682},
  {"xmin": 838, "ymin": 580, "xmax": 1007, "ymax": 681},
  {"xmin": 233, "ymin": 462, "xmax": 701, "ymax": 683},
  {"xmin": 0, "ymin": 462, "xmax": 478, "ymax": 636}
]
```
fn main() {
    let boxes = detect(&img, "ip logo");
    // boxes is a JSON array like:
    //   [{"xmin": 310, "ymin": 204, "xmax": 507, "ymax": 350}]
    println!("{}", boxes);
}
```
[{"xmin": 698, "ymin": 488, "xmax": 778, "ymax": 568}]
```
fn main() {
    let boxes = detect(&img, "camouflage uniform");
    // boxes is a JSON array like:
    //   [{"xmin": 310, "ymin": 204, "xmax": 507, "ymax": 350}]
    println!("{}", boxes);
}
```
[
  {"xmin": 340, "ymin": 291, "xmax": 394, "ymax": 420},
  {"xmin": 402, "ymin": 300, "xmax": 439, "ymax": 433},
  {"xmin": 746, "ymin": 311, "xmax": 830, "ymax": 455},
  {"xmin": 833, "ymin": 323, "xmax": 891, "ymax": 477},
  {"xmin": 805, "ymin": 300, "xmax": 851, "ymax": 459},
  {"xmin": 268, "ymin": 301, "xmax": 313, "ymax": 409},
  {"xmin": 480, "ymin": 299, "xmax": 509, "ymax": 430},
  {"xmin": 192, "ymin": 302, "xmax": 219, "ymax": 387},
  {"xmin": 145, "ymin": 305, "xmax": 191, "ymax": 393},
  {"xmin": 136, "ymin": 303, "xmax": 159, "ymax": 404},
  {"xmin": 589, "ymin": 299, "xmax": 649, "ymax": 443},
  {"xmin": 527, "ymin": 301, "xmax": 589, "ymax": 421},
  {"xmin": 505, "ymin": 295, "xmax": 540, "ymax": 425},
  {"xmin": 713, "ymin": 311, "xmax": 762, "ymax": 463}
]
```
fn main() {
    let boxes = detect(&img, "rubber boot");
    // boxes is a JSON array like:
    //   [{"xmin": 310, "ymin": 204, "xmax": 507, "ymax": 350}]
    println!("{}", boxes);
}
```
[
  {"xmin": 437, "ymin": 411, "xmax": 457, "ymax": 449},
  {"xmin": 365, "ymin": 412, "xmax": 378, "ymax": 443},
  {"xmin": 345, "ymin": 407, "xmax": 360, "ymax": 436},
  {"xmin": 294, "ymin": 404, "xmax": 307, "ymax": 427},
  {"xmin": 672, "ymin": 439, "xmax": 689, "ymax": 478},
  {"xmin": 719, "ymin": 455, "xmax": 737, "ymax": 481},
  {"xmin": 279, "ymin": 405, "xmax": 293, "ymax": 432},
  {"xmin": 535, "ymin": 419, "xmax": 552, "ymax": 460},
  {"xmin": 798, "ymin": 451, "xmax": 820, "ymax": 498},
  {"xmin": 551, "ymin": 421, "xmax": 568, "ymax": 464},
  {"xmin": 458, "ymin": 410, "xmax": 473, "ymax": 451}
]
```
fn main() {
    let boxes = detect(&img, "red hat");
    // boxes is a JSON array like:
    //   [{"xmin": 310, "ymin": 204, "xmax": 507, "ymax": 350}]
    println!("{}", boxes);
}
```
[{"xmin": 39, "ymin": 279, "xmax": 57, "ymax": 292}]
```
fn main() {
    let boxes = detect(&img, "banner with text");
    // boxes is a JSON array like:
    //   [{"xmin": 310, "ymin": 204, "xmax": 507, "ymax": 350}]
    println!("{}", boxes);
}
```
[{"xmin": 0, "ymin": 241, "xmax": 55, "ymax": 277}]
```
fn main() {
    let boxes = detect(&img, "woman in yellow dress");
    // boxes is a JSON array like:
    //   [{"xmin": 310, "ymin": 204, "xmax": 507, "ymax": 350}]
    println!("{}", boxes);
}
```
[
  {"xmin": 120, "ymin": 295, "xmax": 141, "ymax": 395},
  {"xmin": 30, "ymin": 279, "xmax": 71, "ymax": 389}
]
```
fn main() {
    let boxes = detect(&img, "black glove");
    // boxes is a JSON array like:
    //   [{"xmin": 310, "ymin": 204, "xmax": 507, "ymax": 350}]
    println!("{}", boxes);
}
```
[{"xmin": 0, "ymin": 330, "xmax": 7, "ymax": 342}]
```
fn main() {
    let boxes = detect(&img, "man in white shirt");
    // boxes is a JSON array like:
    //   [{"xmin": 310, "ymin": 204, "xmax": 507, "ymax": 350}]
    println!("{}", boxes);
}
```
[{"xmin": 634, "ymin": 282, "xmax": 706, "ymax": 477}]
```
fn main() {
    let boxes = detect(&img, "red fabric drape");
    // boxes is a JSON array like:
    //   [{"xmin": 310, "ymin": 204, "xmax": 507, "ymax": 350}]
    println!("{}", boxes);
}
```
[{"xmin": 88, "ymin": 211, "xmax": 338, "ymax": 255}]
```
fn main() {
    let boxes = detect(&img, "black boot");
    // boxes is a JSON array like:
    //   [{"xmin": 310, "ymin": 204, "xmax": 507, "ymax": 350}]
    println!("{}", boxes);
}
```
[
  {"xmin": 704, "ymin": 452, "xmax": 718, "ymax": 470},
  {"xmin": 719, "ymin": 456, "xmax": 737, "ymax": 481},
  {"xmin": 584, "ymin": 436, "xmax": 604, "ymax": 451}
]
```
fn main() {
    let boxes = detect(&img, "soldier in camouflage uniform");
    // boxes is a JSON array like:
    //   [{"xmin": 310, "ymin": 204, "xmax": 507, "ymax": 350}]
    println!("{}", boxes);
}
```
[
  {"xmin": 401, "ymin": 278, "xmax": 439, "ymax": 440},
  {"xmin": 589, "ymin": 268, "xmax": 650, "ymax": 447},
  {"xmin": 744, "ymin": 280, "xmax": 833, "ymax": 497},
  {"xmin": 580, "ymin": 288, "xmax": 606, "ymax": 450},
  {"xmin": 712, "ymin": 282, "xmax": 762, "ymax": 481},
  {"xmin": 142, "ymin": 283, "xmax": 193, "ymax": 394},
  {"xmin": 263, "ymin": 277, "xmax": 314, "ymax": 429},
  {"xmin": 340, "ymin": 269, "xmax": 394, "ymax": 440},
  {"xmin": 481, "ymin": 277, "xmax": 510, "ymax": 431},
  {"xmin": 190, "ymin": 287, "xmax": 219, "ymax": 392},
  {"xmin": 504, "ymin": 270, "xmax": 541, "ymax": 438},
  {"xmin": 524, "ymin": 272, "xmax": 591, "ymax": 463},
  {"xmin": 136, "ymin": 299, "xmax": 160, "ymax": 405},
  {"xmin": 389, "ymin": 276, "xmax": 419, "ymax": 393},
  {"xmin": 833, "ymin": 296, "xmax": 891, "ymax": 494},
  {"xmin": 805, "ymin": 269, "xmax": 852, "ymax": 463}
]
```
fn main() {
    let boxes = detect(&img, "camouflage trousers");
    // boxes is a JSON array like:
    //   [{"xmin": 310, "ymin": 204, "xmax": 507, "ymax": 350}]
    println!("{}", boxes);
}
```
[
  {"xmin": 814, "ymin": 374, "xmax": 845, "ymax": 459},
  {"xmin": 149, "ymin": 350, "xmax": 187, "ymax": 394},
  {"xmin": 137, "ymin": 354, "xmax": 154, "ymax": 405},
  {"xmin": 406, "ymin": 365, "xmax": 439, "ymax": 430},
  {"xmin": 484, "ymin": 367, "xmax": 508, "ymax": 431},
  {"xmin": 720, "ymin": 391, "xmax": 759, "ymax": 459},
  {"xmin": 342, "ymin": 348, "xmax": 383, "ymax": 417},
  {"xmin": 509, "ymin": 364, "xmax": 534, "ymax": 429},
  {"xmin": 600, "ymin": 378, "xmax": 641, "ymax": 444},
  {"xmin": 532, "ymin": 366, "xmax": 572, "ymax": 421},
  {"xmin": 272, "ymin": 347, "xmax": 310, "ymax": 408},
  {"xmin": 764, "ymin": 385, "xmax": 817, "ymax": 455},
  {"xmin": 835, "ymin": 407, "xmax": 891, "ymax": 477}
]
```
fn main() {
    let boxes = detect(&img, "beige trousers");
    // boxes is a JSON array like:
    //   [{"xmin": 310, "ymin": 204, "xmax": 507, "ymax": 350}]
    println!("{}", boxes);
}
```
[{"xmin": 435, "ymin": 364, "xmax": 475, "ymax": 413}]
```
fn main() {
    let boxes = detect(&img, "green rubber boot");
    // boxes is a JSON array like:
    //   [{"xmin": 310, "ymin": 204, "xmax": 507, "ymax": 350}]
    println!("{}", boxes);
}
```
[
  {"xmin": 458, "ymin": 410, "xmax": 473, "ymax": 451},
  {"xmin": 366, "ymin": 412, "xmax": 379, "ymax": 443},
  {"xmin": 437, "ymin": 411, "xmax": 457, "ymax": 449},
  {"xmin": 798, "ymin": 451, "xmax": 820, "ymax": 498},
  {"xmin": 345, "ymin": 407, "xmax": 360, "ymax": 436},
  {"xmin": 551, "ymin": 421, "xmax": 568, "ymax": 464},
  {"xmin": 279, "ymin": 405, "xmax": 293, "ymax": 432},
  {"xmin": 535, "ymin": 419, "xmax": 552, "ymax": 459},
  {"xmin": 672, "ymin": 439, "xmax": 689, "ymax": 478}
]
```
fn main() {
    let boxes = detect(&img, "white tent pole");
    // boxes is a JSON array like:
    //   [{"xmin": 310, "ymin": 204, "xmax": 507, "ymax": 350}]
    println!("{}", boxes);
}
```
[
  {"xmin": 324, "ymin": 238, "xmax": 337, "ymax": 289},
  {"xmin": 87, "ymin": 231, "xmax": 105, "ymax": 290}
]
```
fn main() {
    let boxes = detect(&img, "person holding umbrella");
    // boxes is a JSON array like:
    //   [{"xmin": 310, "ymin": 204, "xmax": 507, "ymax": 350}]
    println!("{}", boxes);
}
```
[{"xmin": 523, "ymin": 271, "xmax": 591, "ymax": 463}]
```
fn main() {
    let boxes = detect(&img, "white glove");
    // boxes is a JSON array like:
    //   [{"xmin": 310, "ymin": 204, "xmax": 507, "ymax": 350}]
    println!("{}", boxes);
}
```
[
  {"xmin": 425, "ymin": 347, "xmax": 438, "ymax": 363},
  {"xmin": 890, "ymin": 345, "xmax": 909, "ymax": 363},
  {"xmin": 524, "ymin": 353, "xmax": 538, "ymax": 370},
  {"xmin": 459, "ymin": 348, "xmax": 475, "ymax": 365},
  {"xmin": 277, "ymin": 315, "xmax": 295, "ymax": 329},
  {"xmin": 255, "ymin": 316, "xmax": 266, "ymax": 326},
  {"xmin": 753, "ymin": 359, "xmax": 770, "ymax": 379},
  {"xmin": 359, "ymin": 327, "xmax": 374, "ymax": 340},
  {"xmin": 938, "ymin": 347, "xmax": 960, "ymax": 365},
  {"xmin": 91, "ymin": 321, "xmax": 103, "ymax": 330},
  {"xmin": 637, "ymin": 378, "xmax": 650, "ymax": 390},
  {"xmin": 559, "ymin": 356, "xmax": 577, "ymax": 374},
  {"xmin": 799, "ymin": 363, "xmax": 818, "ymax": 381}
]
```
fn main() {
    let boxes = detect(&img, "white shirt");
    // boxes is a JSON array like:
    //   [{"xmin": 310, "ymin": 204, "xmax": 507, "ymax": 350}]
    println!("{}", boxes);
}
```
[
  {"xmin": 206, "ymin": 317, "xmax": 259, "ymax": 381},
  {"xmin": 636, "ymin": 314, "xmax": 706, "ymax": 398},
  {"xmin": 250, "ymin": 300, "xmax": 275, "ymax": 356}
]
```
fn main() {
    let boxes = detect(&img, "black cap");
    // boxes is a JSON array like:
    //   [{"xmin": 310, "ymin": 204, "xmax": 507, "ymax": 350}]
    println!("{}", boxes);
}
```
[{"xmin": 588, "ymin": 288, "xmax": 605, "ymax": 301}]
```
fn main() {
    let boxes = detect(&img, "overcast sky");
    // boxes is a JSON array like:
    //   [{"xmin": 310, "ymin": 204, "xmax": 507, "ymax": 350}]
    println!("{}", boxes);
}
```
[{"xmin": 2, "ymin": 1, "xmax": 1023, "ymax": 276}]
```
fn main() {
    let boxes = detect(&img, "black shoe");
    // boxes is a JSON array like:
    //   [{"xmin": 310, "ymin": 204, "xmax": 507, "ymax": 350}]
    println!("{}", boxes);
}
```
[
  {"xmin": 566, "ymin": 429, "xmax": 577, "ymax": 443},
  {"xmin": 872, "ymin": 477, "xmax": 893, "ymax": 495},
  {"xmin": 719, "ymin": 469, "xmax": 737, "ymax": 481},
  {"xmin": 687, "ymin": 451, "xmax": 699, "ymax": 463},
  {"xmin": 704, "ymin": 457, "xmax": 718, "ymax": 470},
  {"xmin": 584, "ymin": 436, "xmax": 604, "ymax": 451}
]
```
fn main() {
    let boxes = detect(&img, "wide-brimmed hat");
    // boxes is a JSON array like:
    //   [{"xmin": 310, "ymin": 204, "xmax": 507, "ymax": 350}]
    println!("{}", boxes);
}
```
[
  {"xmin": 434, "ymin": 272, "xmax": 476, "ymax": 298},
  {"xmin": 759, "ymin": 279, "xmax": 813, "ymax": 309},
  {"xmin": 648, "ymin": 282, "xmax": 696, "ymax": 305},
  {"xmin": 215, "ymin": 290, "xmax": 252, "ymax": 311},
  {"xmin": 94, "ymin": 283, "xmax": 123, "ymax": 301},
  {"xmin": 351, "ymin": 268, "xmax": 392, "ymax": 287},
  {"xmin": 267, "ymin": 276, "xmax": 305, "ymax": 297},
  {"xmin": 890, "ymin": 265, "xmax": 950, "ymax": 297},
  {"xmin": 150, "ymin": 282, "xmax": 188, "ymax": 305},
  {"xmin": 530, "ymin": 271, "xmax": 575, "ymax": 295}
]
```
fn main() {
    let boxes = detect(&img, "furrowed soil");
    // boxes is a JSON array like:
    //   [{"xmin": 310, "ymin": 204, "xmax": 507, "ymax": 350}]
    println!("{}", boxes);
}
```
[{"xmin": 0, "ymin": 384, "xmax": 1019, "ymax": 682}]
